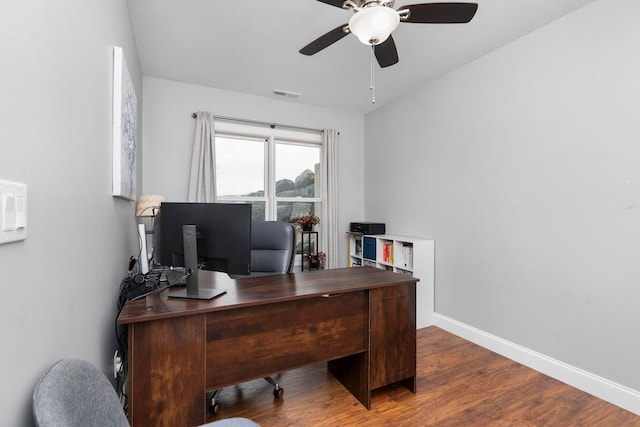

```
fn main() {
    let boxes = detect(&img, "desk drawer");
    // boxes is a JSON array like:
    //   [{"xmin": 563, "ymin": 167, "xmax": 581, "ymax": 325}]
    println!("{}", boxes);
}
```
[{"xmin": 205, "ymin": 291, "xmax": 367, "ymax": 389}]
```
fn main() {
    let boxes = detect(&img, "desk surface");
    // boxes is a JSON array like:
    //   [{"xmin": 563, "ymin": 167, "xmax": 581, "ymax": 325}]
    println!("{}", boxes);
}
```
[{"xmin": 118, "ymin": 266, "xmax": 419, "ymax": 325}]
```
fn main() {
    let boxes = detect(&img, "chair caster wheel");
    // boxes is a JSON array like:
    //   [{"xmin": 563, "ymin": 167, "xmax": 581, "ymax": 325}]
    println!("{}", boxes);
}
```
[
  {"xmin": 208, "ymin": 390, "xmax": 222, "ymax": 415},
  {"xmin": 209, "ymin": 402, "xmax": 220, "ymax": 415},
  {"xmin": 273, "ymin": 387, "xmax": 284, "ymax": 399}
]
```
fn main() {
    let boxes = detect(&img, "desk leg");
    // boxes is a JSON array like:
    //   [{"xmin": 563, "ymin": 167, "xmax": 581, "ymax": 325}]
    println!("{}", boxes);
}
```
[
  {"xmin": 128, "ymin": 314, "xmax": 206, "ymax": 427},
  {"xmin": 328, "ymin": 352, "xmax": 370, "ymax": 410}
]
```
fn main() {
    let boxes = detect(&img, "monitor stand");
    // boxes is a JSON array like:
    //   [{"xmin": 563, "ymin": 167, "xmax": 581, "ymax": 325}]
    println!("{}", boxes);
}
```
[{"xmin": 169, "ymin": 224, "xmax": 227, "ymax": 300}]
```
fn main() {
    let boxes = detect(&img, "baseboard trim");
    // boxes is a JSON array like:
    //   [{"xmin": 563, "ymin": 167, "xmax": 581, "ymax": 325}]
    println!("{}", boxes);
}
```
[{"xmin": 432, "ymin": 314, "xmax": 640, "ymax": 416}]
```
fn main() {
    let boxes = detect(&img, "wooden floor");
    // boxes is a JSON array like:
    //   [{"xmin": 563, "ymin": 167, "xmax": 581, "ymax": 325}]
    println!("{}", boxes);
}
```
[{"xmin": 208, "ymin": 326, "xmax": 640, "ymax": 426}]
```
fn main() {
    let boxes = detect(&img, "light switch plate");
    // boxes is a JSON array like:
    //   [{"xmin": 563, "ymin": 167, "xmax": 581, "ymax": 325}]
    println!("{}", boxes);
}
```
[{"xmin": 0, "ymin": 180, "xmax": 27, "ymax": 245}]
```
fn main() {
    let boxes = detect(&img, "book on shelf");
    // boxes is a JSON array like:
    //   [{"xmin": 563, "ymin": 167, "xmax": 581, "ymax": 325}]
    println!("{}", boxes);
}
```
[
  {"xmin": 402, "ymin": 243, "xmax": 413, "ymax": 270},
  {"xmin": 363, "ymin": 237, "xmax": 376, "ymax": 260},
  {"xmin": 382, "ymin": 242, "xmax": 393, "ymax": 264}
]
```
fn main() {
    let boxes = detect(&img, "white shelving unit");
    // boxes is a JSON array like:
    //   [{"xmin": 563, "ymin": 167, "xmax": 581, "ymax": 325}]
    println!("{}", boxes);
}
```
[{"xmin": 347, "ymin": 232, "xmax": 435, "ymax": 328}]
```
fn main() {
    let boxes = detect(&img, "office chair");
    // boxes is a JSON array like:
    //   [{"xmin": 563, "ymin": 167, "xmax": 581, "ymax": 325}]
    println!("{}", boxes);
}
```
[
  {"xmin": 231, "ymin": 220, "xmax": 296, "ymax": 278},
  {"xmin": 33, "ymin": 359, "xmax": 260, "ymax": 427},
  {"xmin": 215, "ymin": 221, "xmax": 296, "ymax": 414}
]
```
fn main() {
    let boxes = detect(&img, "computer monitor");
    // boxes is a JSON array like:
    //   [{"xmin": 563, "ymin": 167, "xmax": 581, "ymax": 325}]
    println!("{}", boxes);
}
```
[{"xmin": 155, "ymin": 202, "xmax": 252, "ymax": 299}]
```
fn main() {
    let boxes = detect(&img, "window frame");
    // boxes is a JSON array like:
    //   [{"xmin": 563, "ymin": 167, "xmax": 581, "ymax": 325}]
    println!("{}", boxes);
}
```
[{"xmin": 213, "ymin": 120, "xmax": 324, "ymax": 264}]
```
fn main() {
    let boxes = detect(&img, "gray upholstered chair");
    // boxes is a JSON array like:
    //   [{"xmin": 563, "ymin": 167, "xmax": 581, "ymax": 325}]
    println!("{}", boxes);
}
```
[
  {"xmin": 33, "ymin": 359, "xmax": 259, "ymax": 427},
  {"xmin": 33, "ymin": 359, "xmax": 129, "ymax": 427}
]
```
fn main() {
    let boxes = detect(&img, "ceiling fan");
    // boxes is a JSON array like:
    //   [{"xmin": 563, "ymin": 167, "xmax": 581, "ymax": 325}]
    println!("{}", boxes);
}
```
[{"xmin": 300, "ymin": 1, "xmax": 479, "ymax": 68}]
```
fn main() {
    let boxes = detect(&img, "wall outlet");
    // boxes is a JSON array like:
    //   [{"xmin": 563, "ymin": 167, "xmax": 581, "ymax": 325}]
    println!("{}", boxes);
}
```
[
  {"xmin": 113, "ymin": 350, "xmax": 123, "ymax": 379},
  {"xmin": 0, "ymin": 180, "xmax": 27, "ymax": 245}
]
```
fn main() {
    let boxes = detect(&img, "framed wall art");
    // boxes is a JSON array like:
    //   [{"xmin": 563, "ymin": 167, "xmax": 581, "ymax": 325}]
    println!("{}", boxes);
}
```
[{"xmin": 112, "ymin": 45, "xmax": 137, "ymax": 201}]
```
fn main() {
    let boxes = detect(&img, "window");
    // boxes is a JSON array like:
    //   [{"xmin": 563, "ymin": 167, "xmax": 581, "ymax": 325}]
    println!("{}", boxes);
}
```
[
  {"xmin": 214, "ymin": 120, "xmax": 323, "ymax": 258},
  {"xmin": 215, "ymin": 135, "xmax": 267, "ymax": 220}
]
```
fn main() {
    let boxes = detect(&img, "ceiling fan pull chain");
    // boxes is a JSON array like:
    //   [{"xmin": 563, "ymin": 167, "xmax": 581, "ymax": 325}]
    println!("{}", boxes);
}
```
[{"xmin": 370, "ymin": 44, "xmax": 375, "ymax": 104}]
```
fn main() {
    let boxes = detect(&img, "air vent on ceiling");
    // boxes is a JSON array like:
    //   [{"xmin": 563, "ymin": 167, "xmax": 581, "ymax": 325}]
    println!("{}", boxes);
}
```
[{"xmin": 273, "ymin": 89, "xmax": 301, "ymax": 98}]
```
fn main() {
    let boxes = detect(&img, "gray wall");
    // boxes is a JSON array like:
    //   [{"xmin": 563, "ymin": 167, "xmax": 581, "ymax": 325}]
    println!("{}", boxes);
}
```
[
  {"xmin": 140, "ymin": 77, "xmax": 365, "ymax": 265},
  {"xmin": 365, "ymin": 0, "xmax": 640, "ymax": 393},
  {"xmin": 0, "ymin": 1, "xmax": 141, "ymax": 425}
]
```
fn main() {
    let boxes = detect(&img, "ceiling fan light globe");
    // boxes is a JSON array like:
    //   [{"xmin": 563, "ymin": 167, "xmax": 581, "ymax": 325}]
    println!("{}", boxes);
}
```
[{"xmin": 348, "ymin": 6, "xmax": 400, "ymax": 46}]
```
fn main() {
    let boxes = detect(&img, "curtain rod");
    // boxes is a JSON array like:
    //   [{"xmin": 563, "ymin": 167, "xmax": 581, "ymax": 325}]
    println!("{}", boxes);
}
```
[{"xmin": 191, "ymin": 112, "xmax": 323, "ymax": 134}]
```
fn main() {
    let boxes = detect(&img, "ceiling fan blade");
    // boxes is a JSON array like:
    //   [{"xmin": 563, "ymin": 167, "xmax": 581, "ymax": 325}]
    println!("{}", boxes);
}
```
[
  {"xmin": 375, "ymin": 36, "xmax": 399, "ymax": 68},
  {"xmin": 398, "ymin": 2, "xmax": 478, "ymax": 24},
  {"xmin": 316, "ymin": 0, "xmax": 347, "ymax": 8},
  {"xmin": 299, "ymin": 24, "xmax": 350, "ymax": 56}
]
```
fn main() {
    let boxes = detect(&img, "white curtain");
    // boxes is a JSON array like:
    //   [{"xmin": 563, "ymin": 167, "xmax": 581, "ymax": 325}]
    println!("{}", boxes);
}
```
[
  {"xmin": 322, "ymin": 129, "xmax": 339, "ymax": 269},
  {"xmin": 187, "ymin": 111, "xmax": 216, "ymax": 202}
]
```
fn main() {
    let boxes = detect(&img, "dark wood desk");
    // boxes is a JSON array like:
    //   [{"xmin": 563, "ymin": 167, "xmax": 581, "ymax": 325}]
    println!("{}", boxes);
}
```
[{"xmin": 118, "ymin": 267, "xmax": 417, "ymax": 427}]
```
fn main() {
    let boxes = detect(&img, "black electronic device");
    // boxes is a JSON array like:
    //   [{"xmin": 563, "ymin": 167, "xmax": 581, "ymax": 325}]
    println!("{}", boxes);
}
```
[
  {"xmin": 120, "ymin": 256, "xmax": 148, "ymax": 300},
  {"xmin": 122, "ymin": 273, "xmax": 146, "ymax": 300},
  {"xmin": 155, "ymin": 202, "xmax": 252, "ymax": 300},
  {"xmin": 350, "ymin": 222, "xmax": 386, "ymax": 235}
]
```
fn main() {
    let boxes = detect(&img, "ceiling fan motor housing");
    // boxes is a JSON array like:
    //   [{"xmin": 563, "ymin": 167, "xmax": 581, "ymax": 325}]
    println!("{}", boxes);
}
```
[{"xmin": 348, "ymin": 4, "xmax": 400, "ymax": 45}]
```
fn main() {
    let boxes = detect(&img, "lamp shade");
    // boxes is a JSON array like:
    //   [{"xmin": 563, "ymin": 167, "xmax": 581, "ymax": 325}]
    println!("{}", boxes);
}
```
[
  {"xmin": 135, "ymin": 195, "xmax": 165, "ymax": 217},
  {"xmin": 348, "ymin": 6, "xmax": 400, "ymax": 45}
]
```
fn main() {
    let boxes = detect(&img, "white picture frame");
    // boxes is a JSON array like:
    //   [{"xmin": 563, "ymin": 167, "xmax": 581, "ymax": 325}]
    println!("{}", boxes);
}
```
[{"xmin": 112, "ymin": 46, "xmax": 137, "ymax": 201}]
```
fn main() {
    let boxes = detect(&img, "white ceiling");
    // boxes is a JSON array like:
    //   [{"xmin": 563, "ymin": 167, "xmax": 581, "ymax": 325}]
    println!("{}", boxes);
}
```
[{"xmin": 126, "ymin": 0, "xmax": 596, "ymax": 114}]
